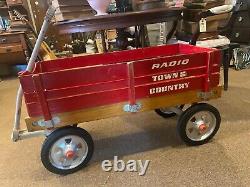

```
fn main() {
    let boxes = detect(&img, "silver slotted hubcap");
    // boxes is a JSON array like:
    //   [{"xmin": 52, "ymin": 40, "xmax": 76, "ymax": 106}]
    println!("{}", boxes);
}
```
[
  {"xmin": 49, "ymin": 135, "xmax": 88, "ymax": 170},
  {"xmin": 186, "ymin": 111, "xmax": 217, "ymax": 141}
]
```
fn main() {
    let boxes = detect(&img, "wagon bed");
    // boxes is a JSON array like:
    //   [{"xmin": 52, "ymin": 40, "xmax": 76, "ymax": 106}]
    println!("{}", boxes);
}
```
[{"xmin": 19, "ymin": 44, "xmax": 221, "ymax": 132}]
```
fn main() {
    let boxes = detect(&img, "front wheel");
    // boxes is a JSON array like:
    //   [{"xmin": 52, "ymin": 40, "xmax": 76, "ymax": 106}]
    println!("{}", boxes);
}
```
[
  {"xmin": 177, "ymin": 103, "xmax": 221, "ymax": 146},
  {"xmin": 41, "ymin": 127, "xmax": 94, "ymax": 175}
]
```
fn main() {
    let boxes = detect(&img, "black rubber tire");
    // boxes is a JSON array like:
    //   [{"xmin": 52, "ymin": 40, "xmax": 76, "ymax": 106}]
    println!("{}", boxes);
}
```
[
  {"xmin": 41, "ymin": 127, "xmax": 94, "ymax": 175},
  {"xmin": 155, "ymin": 105, "xmax": 185, "ymax": 118},
  {"xmin": 177, "ymin": 103, "xmax": 221, "ymax": 146}
]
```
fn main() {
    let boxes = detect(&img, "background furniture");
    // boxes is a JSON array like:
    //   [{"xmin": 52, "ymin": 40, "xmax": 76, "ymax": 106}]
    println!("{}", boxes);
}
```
[
  {"xmin": 52, "ymin": 0, "xmax": 95, "ymax": 22},
  {"xmin": 175, "ymin": 1, "xmax": 234, "ymax": 91},
  {"xmin": 223, "ymin": 0, "xmax": 250, "ymax": 43},
  {"xmin": 55, "ymin": 7, "xmax": 184, "ymax": 51},
  {"xmin": 0, "ymin": 0, "xmax": 29, "ymax": 65},
  {"xmin": 0, "ymin": 31, "xmax": 28, "ymax": 64}
]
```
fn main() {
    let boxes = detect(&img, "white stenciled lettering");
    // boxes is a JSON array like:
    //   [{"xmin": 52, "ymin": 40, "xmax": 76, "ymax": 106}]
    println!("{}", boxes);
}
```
[
  {"xmin": 172, "ymin": 72, "xmax": 178, "ymax": 79},
  {"xmin": 169, "ymin": 61, "xmax": 177, "ymax": 67},
  {"xmin": 158, "ymin": 75, "xmax": 164, "ymax": 81},
  {"xmin": 152, "ymin": 64, "xmax": 160, "ymax": 69},
  {"xmin": 164, "ymin": 74, "xmax": 172, "ymax": 80},
  {"xmin": 168, "ymin": 85, "xmax": 174, "ymax": 91},
  {"xmin": 152, "ymin": 71, "xmax": 188, "ymax": 82},
  {"xmin": 151, "ymin": 59, "xmax": 190, "ymax": 69},
  {"xmin": 156, "ymin": 87, "xmax": 162, "ymax": 93},
  {"xmin": 184, "ymin": 82, "xmax": 190, "ymax": 88},
  {"xmin": 179, "ymin": 84, "xmax": 185, "ymax": 89},
  {"xmin": 149, "ymin": 82, "xmax": 190, "ymax": 95},
  {"xmin": 180, "ymin": 71, "xmax": 187, "ymax": 78},
  {"xmin": 152, "ymin": 76, "xmax": 158, "ymax": 82},
  {"xmin": 173, "ymin": 84, "xmax": 178, "ymax": 90},
  {"xmin": 182, "ymin": 59, "xmax": 189, "ymax": 65},
  {"xmin": 150, "ymin": 88, "xmax": 155, "ymax": 94}
]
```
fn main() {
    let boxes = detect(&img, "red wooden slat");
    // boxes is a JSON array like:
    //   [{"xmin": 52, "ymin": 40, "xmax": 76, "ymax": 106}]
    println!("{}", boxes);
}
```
[
  {"xmin": 134, "ymin": 66, "xmax": 207, "ymax": 86},
  {"xmin": 179, "ymin": 44, "xmax": 216, "ymax": 54},
  {"xmin": 211, "ymin": 64, "xmax": 220, "ymax": 73},
  {"xmin": 34, "ymin": 44, "xmax": 181, "ymax": 73},
  {"xmin": 133, "ymin": 53, "xmax": 208, "ymax": 77},
  {"xmin": 19, "ymin": 74, "xmax": 35, "ymax": 93},
  {"xmin": 32, "ymin": 44, "xmax": 216, "ymax": 74},
  {"xmin": 210, "ymin": 73, "xmax": 220, "ymax": 87},
  {"xmin": 26, "ymin": 88, "xmax": 129, "ymax": 117},
  {"xmin": 24, "ymin": 79, "xmax": 129, "ymax": 103},
  {"xmin": 40, "ymin": 64, "xmax": 128, "ymax": 90},
  {"xmin": 32, "ymin": 75, "xmax": 52, "ymax": 121},
  {"xmin": 134, "ymin": 76, "xmax": 204, "ymax": 99}
]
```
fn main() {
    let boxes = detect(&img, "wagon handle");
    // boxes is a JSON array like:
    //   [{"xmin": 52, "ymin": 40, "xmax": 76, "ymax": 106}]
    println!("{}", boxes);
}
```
[{"xmin": 12, "ymin": 2, "xmax": 58, "ymax": 142}]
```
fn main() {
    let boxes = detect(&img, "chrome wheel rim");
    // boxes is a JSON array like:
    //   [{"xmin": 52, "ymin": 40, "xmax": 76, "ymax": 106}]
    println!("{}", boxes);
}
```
[
  {"xmin": 185, "ymin": 111, "xmax": 216, "ymax": 141},
  {"xmin": 49, "ymin": 135, "xmax": 88, "ymax": 170}
]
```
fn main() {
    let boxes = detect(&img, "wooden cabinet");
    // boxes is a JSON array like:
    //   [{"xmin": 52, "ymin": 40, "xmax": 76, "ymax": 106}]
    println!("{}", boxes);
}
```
[
  {"xmin": 0, "ymin": 33, "xmax": 22, "ymax": 44},
  {"xmin": 228, "ymin": 0, "xmax": 250, "ymax": 43},
  {"xmin": 0, "ymin": 32, "xmax": 28, "ymax": 64},
  {"xmin": 0, "ymin": 44, "xmax": 23, "ymax": 53},
  {"xmin": 6, "ymin": 0, "xmax": 23, "ymax": 6}
]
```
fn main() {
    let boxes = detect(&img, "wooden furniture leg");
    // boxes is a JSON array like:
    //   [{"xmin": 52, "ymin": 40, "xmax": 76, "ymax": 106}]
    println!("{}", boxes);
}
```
[{"xmin": 100, "ymin": 30, "xmax": 108, "ymax": 53}]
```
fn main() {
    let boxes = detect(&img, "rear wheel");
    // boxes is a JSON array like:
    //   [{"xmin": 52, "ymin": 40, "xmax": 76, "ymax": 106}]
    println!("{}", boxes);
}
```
[
  {"xmin": 177, "ymin": 103, "xmax": 221, "ymax": 146},
  {"xmin": 155, "ymin": 105, "xmax": 184, "ymax": 118},
  {"xmin": 41, "ymin": 127, "xmax": 94, "ymax": 175}
]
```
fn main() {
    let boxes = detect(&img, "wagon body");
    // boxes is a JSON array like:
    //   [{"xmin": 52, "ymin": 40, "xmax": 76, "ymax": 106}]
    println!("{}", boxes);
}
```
[{"xmin": 19, "ymin": 44, "xmax": 221, "ymax": 131}]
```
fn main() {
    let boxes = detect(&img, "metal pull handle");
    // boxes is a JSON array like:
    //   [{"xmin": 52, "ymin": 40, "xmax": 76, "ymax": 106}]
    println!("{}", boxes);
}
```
[{"xmin": 1, "ymin": 38, "xmax": 7, "ymax": 43}]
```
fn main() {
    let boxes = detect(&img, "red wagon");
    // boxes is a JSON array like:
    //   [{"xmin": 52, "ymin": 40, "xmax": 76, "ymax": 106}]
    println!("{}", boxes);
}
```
[{"xmin": 13, "ymin": 43, "xmax": 222, "ymax": 174}]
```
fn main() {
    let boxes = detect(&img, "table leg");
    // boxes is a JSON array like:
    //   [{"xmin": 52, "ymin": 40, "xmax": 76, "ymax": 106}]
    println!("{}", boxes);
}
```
[
  {"xmin": 222, "ymin": 47, "xmax": 230, "ymax": 91},
  {"xmin": 100, "ymin": 30, "xmax": 108, "ymax": 53},
  {"xmin": 135, "ymin": 26, "xmax": 139, "ymax": 48},
  {"xmin": 166, "ymin": 20, "xmax": 178, "ymax": 43},
  {"xmin": 140, "ymin": 25, "xmax": 145, "ymax": 47}
]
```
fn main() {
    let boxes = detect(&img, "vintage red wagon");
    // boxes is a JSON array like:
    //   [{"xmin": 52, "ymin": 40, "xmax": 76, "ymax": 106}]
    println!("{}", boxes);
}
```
[
  {"xmin": 13, "ymin": 42, "xmax": 222, "ymax": 175},
  {"xmin": 9, "ymin": 2, "xmax": 226, "ymax": 175}
]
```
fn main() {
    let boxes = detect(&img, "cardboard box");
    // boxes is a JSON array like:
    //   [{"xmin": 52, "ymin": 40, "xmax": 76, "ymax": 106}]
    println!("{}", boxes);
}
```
[
  {"xmin": 183, "ymin": 20, "xmax": 219, "ymax": 34},
  {"xmin": 182, "ymin": 13, "xmax": 231, "ymax": 34}
]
